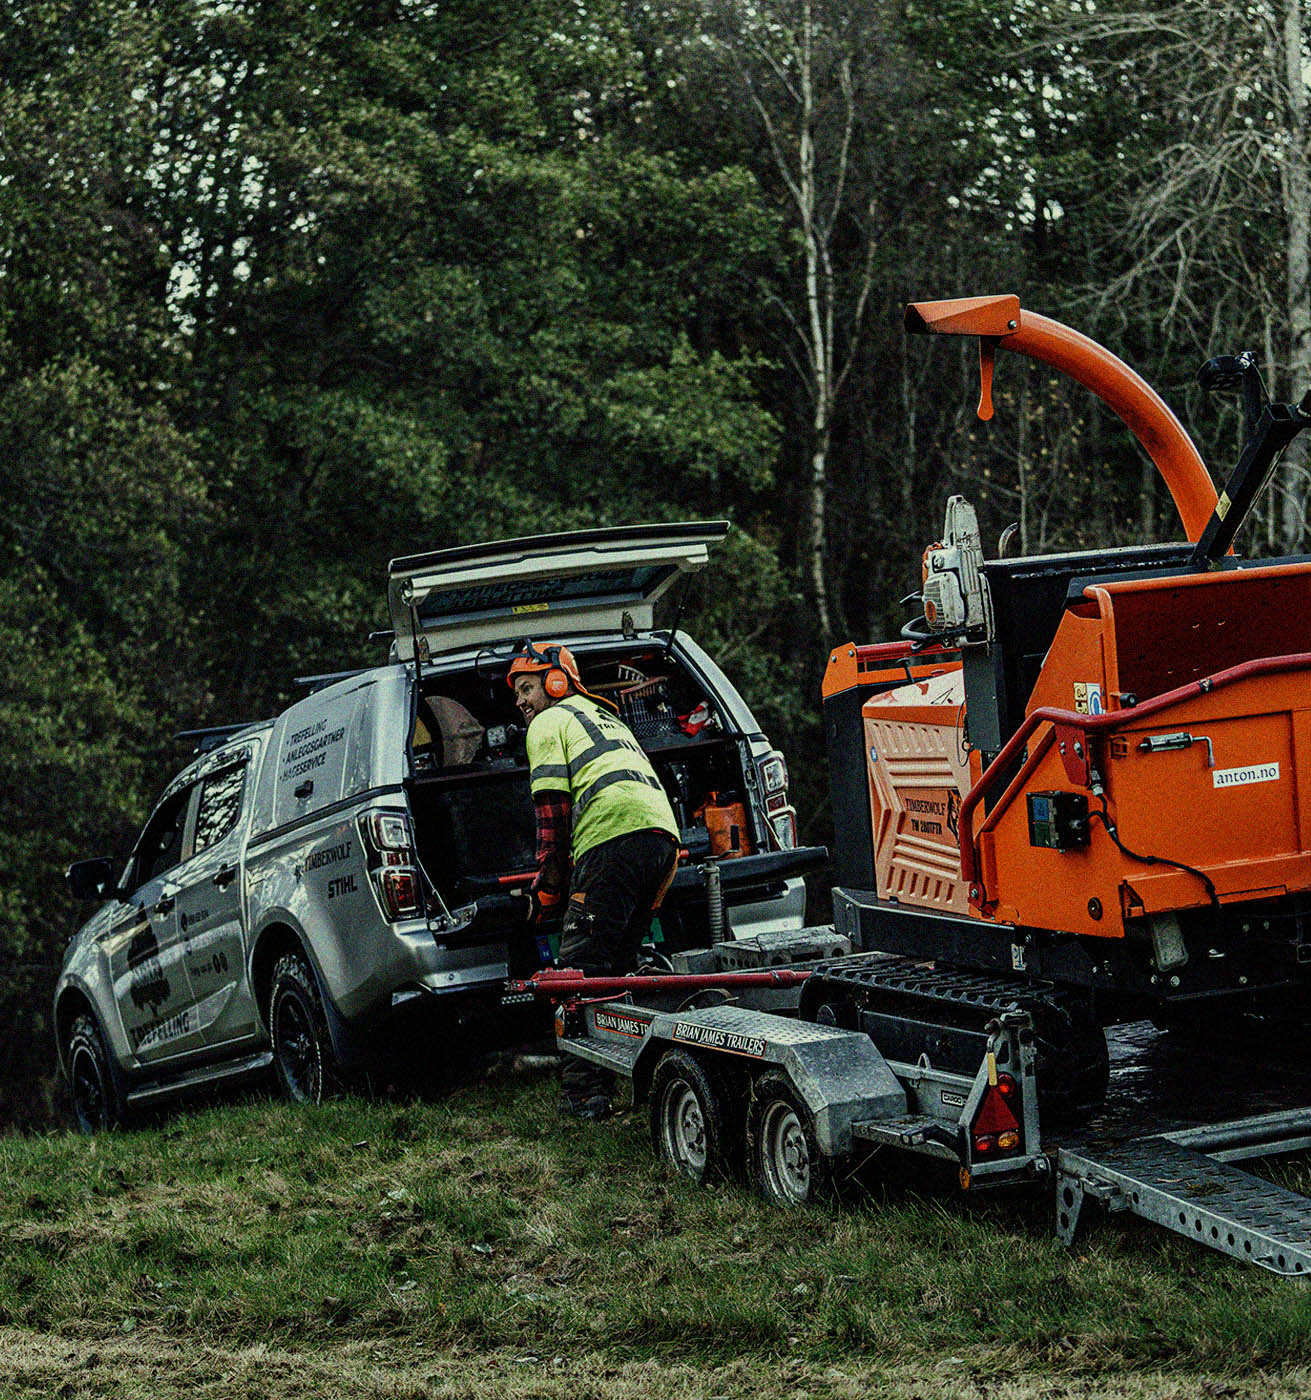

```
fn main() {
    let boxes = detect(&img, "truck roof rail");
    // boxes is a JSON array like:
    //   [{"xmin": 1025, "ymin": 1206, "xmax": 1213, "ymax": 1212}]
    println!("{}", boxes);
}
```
[
  {"xmin": 175, "ymin": 722, "xmax": 269, "ymax": 755},
  {"xmin": 293, "ymin": 668, "xmax": 369, "ymax": 693}
]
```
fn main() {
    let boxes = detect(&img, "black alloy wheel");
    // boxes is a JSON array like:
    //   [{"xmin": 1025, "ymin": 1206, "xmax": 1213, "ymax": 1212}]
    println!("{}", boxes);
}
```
[
  {"xmin": 269, "ymin": 953, "xmax": 339, "ymax": 1105},
  {"xmin": 66, "ymin": 1013, "xmax": 124, "ymax": 1133}
]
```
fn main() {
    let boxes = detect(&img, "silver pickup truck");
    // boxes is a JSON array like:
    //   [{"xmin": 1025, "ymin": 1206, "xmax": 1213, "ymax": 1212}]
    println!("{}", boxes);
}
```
[{"xmin": 56, "ymin": 522, "xmax": 825, "ymax": 1129}]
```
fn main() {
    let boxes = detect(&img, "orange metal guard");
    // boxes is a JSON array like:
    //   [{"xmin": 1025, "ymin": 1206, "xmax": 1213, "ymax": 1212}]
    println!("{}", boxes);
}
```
[{"xmin": 904, "ymin": 296, "xmax": 1219, "ymax": 542}]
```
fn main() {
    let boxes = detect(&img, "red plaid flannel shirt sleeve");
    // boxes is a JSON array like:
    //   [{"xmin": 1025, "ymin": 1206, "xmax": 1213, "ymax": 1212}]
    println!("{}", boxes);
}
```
[{"xmin": 531, "ymin": 790, "xmax": 572, "ymax": 907}]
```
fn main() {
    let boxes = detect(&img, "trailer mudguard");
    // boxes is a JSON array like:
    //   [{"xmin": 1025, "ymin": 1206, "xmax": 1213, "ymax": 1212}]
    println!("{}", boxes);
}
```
[{"xmin": 627, "ymin": 1003, "xmax": 907, "ymax": 1156}]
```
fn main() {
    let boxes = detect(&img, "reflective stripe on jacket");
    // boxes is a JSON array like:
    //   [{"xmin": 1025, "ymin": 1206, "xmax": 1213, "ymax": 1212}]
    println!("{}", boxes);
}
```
[{"xmin": 526, "ymin": 696, "xmax": 678, "ymax": 860}]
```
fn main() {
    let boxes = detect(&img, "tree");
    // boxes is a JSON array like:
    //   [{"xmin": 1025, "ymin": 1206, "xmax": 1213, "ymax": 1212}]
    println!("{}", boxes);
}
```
[{"xmin": 1061, "ymin": 0, "xmax": 1311, "ymax": 552}]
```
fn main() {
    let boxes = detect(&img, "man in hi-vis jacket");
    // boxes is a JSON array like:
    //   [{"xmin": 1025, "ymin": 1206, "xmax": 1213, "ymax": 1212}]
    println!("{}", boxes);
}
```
[{"xmin": 508, "ymin": 640, "xmax": 679, "ymax": 1120}]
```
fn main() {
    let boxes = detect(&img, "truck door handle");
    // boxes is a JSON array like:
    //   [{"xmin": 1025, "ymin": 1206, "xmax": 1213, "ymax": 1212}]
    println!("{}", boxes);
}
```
[
  {"xmin": 153, "ymin": 896, "xmax": 175, "ymax": 915},
  {"xmin": 295, "ymin": 780, "xmax": 314, "ymax": 799},
  {"xmin": 213, "ymin": 863, "xmax": 238, "ymax": 888}
]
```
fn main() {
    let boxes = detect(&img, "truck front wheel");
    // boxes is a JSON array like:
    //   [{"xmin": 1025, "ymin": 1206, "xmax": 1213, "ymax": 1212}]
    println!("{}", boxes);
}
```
[
  {"xmin": 66, "ymin": 1013, "xmax": 126, "ymax": 1133},
  {"xmin": 269, "ymin": 954, "xmax": 341, "ymax": 1105},
  {"xmin": 747, "ymin": 1072, "xmax": 831, "ymax": 1206}
]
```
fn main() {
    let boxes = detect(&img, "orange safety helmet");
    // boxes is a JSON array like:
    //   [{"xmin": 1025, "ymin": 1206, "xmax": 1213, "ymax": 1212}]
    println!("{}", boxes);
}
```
[{"xmin": 506, "ymin": 640, "xmax": 618, "ymax": 712}]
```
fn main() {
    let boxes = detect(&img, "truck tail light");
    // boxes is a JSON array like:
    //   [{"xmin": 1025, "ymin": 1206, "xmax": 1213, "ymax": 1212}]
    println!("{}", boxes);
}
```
[
  {"xmin": 757, "ymin": 752, "xmax": 789, "ymax": 795},
  {"xmin": 769, "ymin": 807, "xmax": 797, "ymax": 851},
  {"xmin": 358, "ymin": 807, "xmax": 423, "ymax": 922},
  {"xmin": 379, "ymin": 868, "xmax": 422, "ymax": 919},
  {"xmin": 971, "ymin": 1071, "xmax": 1022, "ymax": 1157}
]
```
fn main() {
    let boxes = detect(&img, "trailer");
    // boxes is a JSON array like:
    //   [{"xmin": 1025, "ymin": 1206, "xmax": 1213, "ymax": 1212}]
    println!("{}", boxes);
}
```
[{"xmin": 515, "ymin": 961, "xmax": 1311, "ymax": 1276}]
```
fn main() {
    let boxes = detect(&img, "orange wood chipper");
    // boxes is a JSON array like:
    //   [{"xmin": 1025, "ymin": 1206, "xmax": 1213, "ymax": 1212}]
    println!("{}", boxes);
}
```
[{"xmin": 814, "ymin": 295, "xmax": 1311, "ymax": 1117}]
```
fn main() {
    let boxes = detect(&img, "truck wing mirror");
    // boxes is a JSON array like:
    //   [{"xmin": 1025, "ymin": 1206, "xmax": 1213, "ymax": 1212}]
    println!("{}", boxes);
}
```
[{"xmin": 66, "ymin": 857, "xmax": 118, "ymax": 901}]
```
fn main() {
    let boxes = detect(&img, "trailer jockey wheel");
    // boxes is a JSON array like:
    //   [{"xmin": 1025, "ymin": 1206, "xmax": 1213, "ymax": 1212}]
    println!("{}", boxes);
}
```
[
  {"xmin": 748, "ymin": 1072, "xmax": 831, "ymax": 1206},
  {"xmin": 650, "ymin": 1050, "xmax": 728, "ymax": 1185}
]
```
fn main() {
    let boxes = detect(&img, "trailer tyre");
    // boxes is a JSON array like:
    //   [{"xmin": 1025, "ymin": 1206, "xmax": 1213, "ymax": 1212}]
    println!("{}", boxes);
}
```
[
  {"xmin": 748, "ymin": 1072, "xmax": 831, "ymax": 1206},
  {"xmin": 650, "ymin": 1050, "xmax": 729, "ymax": 1184}
]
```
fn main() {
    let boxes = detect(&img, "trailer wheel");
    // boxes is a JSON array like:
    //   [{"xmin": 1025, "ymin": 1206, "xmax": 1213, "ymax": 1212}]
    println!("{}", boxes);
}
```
[
  {"xmin": 650, "ymin": 1050, "xmax": 728, "ymax": 1184},
  {"xmin": 748, "ymin": 1072, "xmax": 831, "ymax": 1206}
]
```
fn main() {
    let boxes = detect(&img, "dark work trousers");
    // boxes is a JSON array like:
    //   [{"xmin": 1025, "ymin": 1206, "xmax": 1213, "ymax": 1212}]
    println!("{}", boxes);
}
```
[{"xmin": 558, "ymin": 828, "xmax": 679, "ymax": 1102}]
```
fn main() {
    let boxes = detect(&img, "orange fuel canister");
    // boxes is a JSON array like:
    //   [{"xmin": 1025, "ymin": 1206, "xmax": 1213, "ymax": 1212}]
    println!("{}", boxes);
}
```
[{"xmin": 703, "ymin": 792, "xmax": 753, "ymax": 858}]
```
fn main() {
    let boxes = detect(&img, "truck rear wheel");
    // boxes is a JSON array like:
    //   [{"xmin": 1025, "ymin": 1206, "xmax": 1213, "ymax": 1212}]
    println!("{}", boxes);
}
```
[
  {"xmin": 747, "ymin": 1072, "xmax": 831, "ymax": 1206},
  {"xmin": 650, "ymin": 1050, "xmax": 728, "ymax": 1184},
  {"xmin": 269, "ymin": 953, "xmax": 341, "ymax": 1105}
]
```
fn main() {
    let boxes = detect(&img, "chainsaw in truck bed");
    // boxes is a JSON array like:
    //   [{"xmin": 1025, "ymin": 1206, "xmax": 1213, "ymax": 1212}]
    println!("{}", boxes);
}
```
[{"xmin": 519, "ymin": 295, "xmax": 1311, "ymax": 1275}]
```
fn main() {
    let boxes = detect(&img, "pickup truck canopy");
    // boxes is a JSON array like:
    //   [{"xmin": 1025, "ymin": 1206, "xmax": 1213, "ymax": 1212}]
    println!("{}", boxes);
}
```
[{"xmin": 387, "ymin": 521, "xmax": 730, "ymax": 663}]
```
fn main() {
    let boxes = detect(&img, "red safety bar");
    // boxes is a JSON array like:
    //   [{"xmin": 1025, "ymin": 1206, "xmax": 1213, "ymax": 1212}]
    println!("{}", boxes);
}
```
[{"xmin": 506, "ymin": 966, "xmax": 813, "ymax": 1000}]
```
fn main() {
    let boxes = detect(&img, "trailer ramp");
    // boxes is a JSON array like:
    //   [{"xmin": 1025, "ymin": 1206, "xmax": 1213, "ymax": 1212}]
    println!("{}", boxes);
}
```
[{"xmin": 1057, "ymin": 1108, "xmax": 1311, "ymax": 1275}]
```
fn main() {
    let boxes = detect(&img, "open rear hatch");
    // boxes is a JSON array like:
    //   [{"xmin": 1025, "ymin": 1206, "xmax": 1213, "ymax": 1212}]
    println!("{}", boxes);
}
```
[{"xmin": 389, "ymin": 521, "xmax": 730, "ymax": 663}]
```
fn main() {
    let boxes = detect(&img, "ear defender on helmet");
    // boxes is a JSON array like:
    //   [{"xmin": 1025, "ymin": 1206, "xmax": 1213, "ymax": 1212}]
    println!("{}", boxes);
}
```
[
  {"xmin": 542, "ymin": 646, "xmax": 570, "ymax": 698},
  {"xmin": 507, "ymin": 639, "xmax": 576, "ymax": 699}
]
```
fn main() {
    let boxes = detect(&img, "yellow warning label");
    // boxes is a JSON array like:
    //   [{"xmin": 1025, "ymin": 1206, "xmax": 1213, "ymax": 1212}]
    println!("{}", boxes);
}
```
[
  {"xmin": 512, "ymin": 602, "xmax": 549, "ymax": 614},
  {"xmin": 1216, "ymin": 491, "xmax": 1231, "ymax": 521},
  {"xmin": 1073, "ymin": 682, "xmax": 1088, "ymax": 715}
]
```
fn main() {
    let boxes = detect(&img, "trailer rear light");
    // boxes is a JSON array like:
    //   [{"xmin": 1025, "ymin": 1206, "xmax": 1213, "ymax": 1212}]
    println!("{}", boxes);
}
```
[
  {"xmin": 379, "ymin": 868, "xmax": 422, "ymax": 919},
  {"xmin": 971, "ymin": 1071, "xmax": 1022, "ymax": 1158}
]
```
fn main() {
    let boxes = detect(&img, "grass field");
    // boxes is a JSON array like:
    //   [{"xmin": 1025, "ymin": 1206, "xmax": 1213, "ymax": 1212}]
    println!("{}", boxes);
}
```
[{"xmin": 3, "ymin": 1058, "xmax": 1311, "ymax": 1398}]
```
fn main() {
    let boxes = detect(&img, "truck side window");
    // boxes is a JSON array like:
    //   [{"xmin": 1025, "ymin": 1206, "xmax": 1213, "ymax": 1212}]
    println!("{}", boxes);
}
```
[
  {"xmin": 193, "ymin": 763, "xmax": 247, "ymax": 856},
  {"xmin": 131, "ymin": 786, "xmax": 194, "ymax": 890}
]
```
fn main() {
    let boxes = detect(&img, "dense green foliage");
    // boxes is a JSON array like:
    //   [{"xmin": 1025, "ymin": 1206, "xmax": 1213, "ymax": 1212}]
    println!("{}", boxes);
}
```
[{"xmin": 0, "ymin": 0, "xmax": 1299, "ymax": 1122}]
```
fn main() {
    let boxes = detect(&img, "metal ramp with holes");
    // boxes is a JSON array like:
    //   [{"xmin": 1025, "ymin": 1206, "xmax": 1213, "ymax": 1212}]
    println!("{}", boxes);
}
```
[{"xmin": 1055, "ymin": 1107, "xmax": 1311, "ymax": 1275}]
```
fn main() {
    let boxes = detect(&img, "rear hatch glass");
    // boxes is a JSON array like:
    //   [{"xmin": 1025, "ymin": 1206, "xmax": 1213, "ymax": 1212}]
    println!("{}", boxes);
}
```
[{"xmin": 388, "ymin": 521, "xmax": 729, "ymax": 662}]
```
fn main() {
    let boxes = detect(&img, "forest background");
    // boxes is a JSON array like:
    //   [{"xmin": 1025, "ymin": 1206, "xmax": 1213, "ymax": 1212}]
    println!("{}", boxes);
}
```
[{"xmin": 4, "ymin": 0, "xmax": 1310, "ymax": 1126}]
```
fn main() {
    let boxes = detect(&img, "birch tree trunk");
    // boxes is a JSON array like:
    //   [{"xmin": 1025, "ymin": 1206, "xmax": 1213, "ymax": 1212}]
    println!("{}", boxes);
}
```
[
  {"xmin": 1280, "ymin": 0, "xmax": 1311, "ymax": 550},
  {"xmin": 713, "ymin": 0, "xmax": 883, "ymax": 644}
]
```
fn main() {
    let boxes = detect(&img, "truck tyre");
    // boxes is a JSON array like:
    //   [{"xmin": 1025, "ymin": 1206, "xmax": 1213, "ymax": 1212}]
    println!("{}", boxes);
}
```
[
  {"xmin": 650, "ymin": 1050, "xmax": 728, "ymax": 1184},
  {"xmin": 66, "ymin": 1013, "xmax": 126, "ymax": 1133},
  {"xmin": 269, "ymin": 953, "xmax": 341, "ymax": 1105},
  {"xmin": 747, "ymin": 1072, "xmax": 831, "ymax": 1206}
]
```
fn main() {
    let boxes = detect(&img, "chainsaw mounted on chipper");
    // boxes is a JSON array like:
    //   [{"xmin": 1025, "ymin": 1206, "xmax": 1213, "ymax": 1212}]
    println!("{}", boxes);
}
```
[{"xmin": 523, "ymin": 296, "xmax": 1311, "ymax": 1275}]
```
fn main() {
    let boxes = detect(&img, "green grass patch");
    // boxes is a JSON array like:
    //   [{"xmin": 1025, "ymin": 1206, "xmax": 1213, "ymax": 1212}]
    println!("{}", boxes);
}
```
[{"xmin": 2, "ymin": 1062, "xmax": 1311, "ymax": 1381}]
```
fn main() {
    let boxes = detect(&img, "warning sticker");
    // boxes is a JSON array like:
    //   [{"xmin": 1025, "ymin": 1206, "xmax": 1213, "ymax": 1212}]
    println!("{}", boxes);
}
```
[
  {"xmin": 1213, "ymin": 762, "xmax": 1280, "ymax": 789},
  {"xmin": 672, "ymin": 1023, "xmax": 767, "ymax": 1058},
  {"xmin": 1073, "ymin": 682, "xmax": 1104, "ymax": 716}
]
